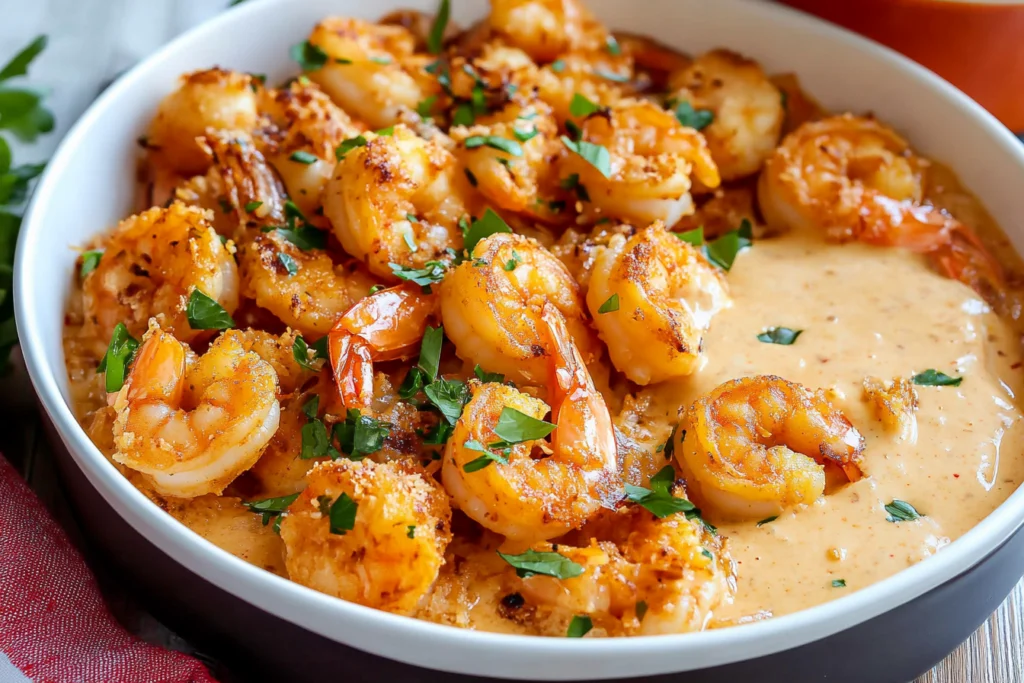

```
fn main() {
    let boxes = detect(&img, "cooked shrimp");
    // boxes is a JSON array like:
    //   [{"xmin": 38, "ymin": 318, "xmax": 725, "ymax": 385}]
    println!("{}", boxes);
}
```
[
  {"xmin": 678, "ymin": 375, "xmax": 865, "ymax": 521},
  {"xmin": 256, "ymin": 81, "xmax": 363, "ymax": 215},
  {"xmin": 489, "ymin": 0, "xmax": 607, "ymax": 62},
  {"xmin": 328, "ymin": 283, "xmax": 437, "ymax": 409},
  {"xmin": 560, "ymin": 98, "xmax": 720, "ymax": 226},
  {"xmin": 515, "ymin": 504, "xmax": 734, "ymax": 636},
  {"xmin": 305, "ymin": 18, "xmax": 439, "ymax": 130},
  {"xmin": 112, "ymin": 326, "xmax": 281, "ymax": 498},
  {"xmin": 279, "ymin": 459, "xmax": 452, "ymax": 615},
  {"xmin": 668, "ymin": 49, "xmax": 784, "ymax": 181},
  {"xmin": 81, "ymin": 203, "xmax": 239, "ymax": 345},
  {"xmin": 439, "ymin": 232, "xmax": 599, "ymax": 385},
  {"xmin": 863, "ymin": 377, "xmax": 919, "ymax": 442},
  {"xmin": 442, "ymin": 304, "xmax": 618, "ymax": 542},
  {"xmin": 323, "ymin": 125, "xmax": 469, "ymax": 280},
  {"xmin": 146, "ymin": 68, "xmax": 259, "ymax": 175},
  {"xmin": 451, "ymin": 100, "xmax": 563, "ymax": 218},
  {"xmin": 587, "ymin": 225, "xmax": 730, "ymax": 384},
  {"xmin": 172, "ymin": 130, "xmax": 288, "ymax": 239},
  {"xmin": 758, "ymin": 114, "xmax": 1006, "ymax": 302},
  {"xmin": 237, "ymin": 230, "xmax": 375, "ymax": 338}
]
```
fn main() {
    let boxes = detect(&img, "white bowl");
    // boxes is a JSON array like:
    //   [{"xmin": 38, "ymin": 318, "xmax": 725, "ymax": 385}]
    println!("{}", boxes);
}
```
[{"xmin": 15, "ymin": 0, "xmax": 1024, "ymax": 679}]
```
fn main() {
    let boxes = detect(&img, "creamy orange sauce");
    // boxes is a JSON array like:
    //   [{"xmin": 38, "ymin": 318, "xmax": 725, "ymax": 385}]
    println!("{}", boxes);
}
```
[{"xmin": 659, "ymin": 232, "xmax": 1024, "ymax": 620}]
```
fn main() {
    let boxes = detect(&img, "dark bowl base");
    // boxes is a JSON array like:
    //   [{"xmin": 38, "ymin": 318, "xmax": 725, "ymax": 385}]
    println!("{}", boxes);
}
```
[{"xmin": 46, "ymin": 420, "xmax": 1024, "ymax": 683}]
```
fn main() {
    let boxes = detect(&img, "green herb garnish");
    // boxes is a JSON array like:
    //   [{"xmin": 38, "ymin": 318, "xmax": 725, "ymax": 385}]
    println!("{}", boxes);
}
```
[
  {"xmin": 464, "ymin": 135, "xmax": 522, "ymax": 157},
  {"xmin": 885, "ymin": 499, "xmax": 923, "ymax": 523},
  {"xmin": 597, "ymin": 294, "xmax": 619, "ymax": 314},
  {"xmin": 757, "ymin": 327, "xmax": 802, "ymax": 345},
  {"xmin": 289, "ymin": 150, "xmax": 317, "ymax": 165},
  {"xmin": 335, "ymin": 135, "xmax": 368, "ymax": 161},
  {"xmin": 673, "ymin": 100, "xmax": 714, "ymax": 131},
  {"xmin": 497, "ymin": 549, "xmax": 585, "ymax": 579},
  {"xmin": 79, "ymin": 250, "xmax": 102, "ymax": 278},
  {"xmin": 97, "ymin": 323, "xmax": 140, "ymax": 393},
  {"xmin": 185, "ymin": 289, "xmax": 234, "ymax": 330},
  {"xmin": 278, "ymin": 252, "xmax": 299, "ymax": 276},
  {"xmin": 291, "ymin": 41, "xmax": 329, "ymax": 72},
  {"xmin": 464, "ymin": 208, "xmax": 512, "ymax": 255},
  {"xmin": 568, "ymin": 93, "xmax": 601, "ymax": 118},
  {"xmin": 328, "ymin": 492, "xmax": 358, "ymax": 535},
  {"xmin": 623, "ymin": 466, "xmax": 698, "ymax": 519},
  {"xmin": 912, "ymin": 369, "xmax": 962, "ymax": 387},
  {"xmin": 427, "ymin": 0, "xmax": 450, "ymax": 54},
  {"xmin": 567, "ymin": 615, "xmax": 593, "ymax": 638},
  {"xmin": 561, "ymin": 136, "xmax": 611, "ymax": 178}
]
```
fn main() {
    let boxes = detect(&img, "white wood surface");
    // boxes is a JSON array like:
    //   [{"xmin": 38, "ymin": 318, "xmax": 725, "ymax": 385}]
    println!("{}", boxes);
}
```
[{"xmin": 2, "ymin": 2, "xmax": 1021, "ymax": 680}]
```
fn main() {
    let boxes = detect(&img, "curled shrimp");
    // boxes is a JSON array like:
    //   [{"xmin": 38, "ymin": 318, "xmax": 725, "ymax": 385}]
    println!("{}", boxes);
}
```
[
  {"xmin": 515, "ymin": 504, "xmax": 735, "ymax": 636},
  {"xmin": 678, "ymin": 375, "xmax": 865, "ymax": 521},
  {"xmin": 586, "ymin": 224, "xmax": 730, "ymax": 385},
  {"xmin": 439, "ymin": 232, "xmax": 599, "ymax": 385},
  {"xmin": 112, "ymin": 326, "xmax": 281, "ymax": 498},
  {"xmin": 81, "ymin": 202, "xmax": 239, "ymax": 346},
  {"xmin": 237, "ymin": 230, "xmax": 375, "ymax": 338},
  {"xmin": 328, "ymin": 283, "xmax": 437, "ymax": 409},
  {"xmin": 306, "ymin": 18, "xmax": 439, "ymax": 130},
  {"xmin": 323, "ymin": 125, "xmax": 469, "ymax": 280},
  {"xmin": 758, "ymin": 114, "xmax": 1006, "ymax": 303},
  {"xmin": 451, "ymin": 101, "xmax": 563, "ymax": 218},
  {"xmin": 146, "ymin": 68, "xmax": 259, "ymax": 175},
  {"xmin": 560, "ymin": 98, "xmax": 720, "ymax": 226},
  {"xmin": 668, "ymin": 49, "xmax": 784, "ymax": 182},
  {"xmin": 255, "ymin": 81, "xmax": 364, "ymax": 215},
  {"xmin": 488, "ymin": 0, "xmax": 607, "ymax": 63},
  {"xmin": 442, "ymin": 304, "xmax": 619, "ymax": 542},
  {"xmin": 280, "ymin": 459, "xmax": 452, "ymax": 615}
]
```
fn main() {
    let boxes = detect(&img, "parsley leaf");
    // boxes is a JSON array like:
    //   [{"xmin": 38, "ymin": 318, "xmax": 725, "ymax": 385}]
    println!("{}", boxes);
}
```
[
  {"xmin": 832, "ymin": 579, "xmax": 847, "ymax": 588},
  {"xmin": 277, "ymin": 252, "xmax": 299, "ymax": 276},
  {"xmin": 494, "ymin": 407, "xmax": 556, "ymax": 443},
  {"xmin": 885, "ymin": 499, "xmax": 923, "ymax": 522},
  {"xmin": 271, "ymin": 224, "xmax": 326, "ymax": 251},
  {"xmin": 568, "ymin": 93, "xmax": 601, "ymax": 118},
  {"xmin": 289, "ymin": 150, "xmax": 317, "ymax": 165},
  {"xmin": 676, "ymin": 226, "xmax": 704, "ymax": 246},
  {"xmin": 673, "ymin": 100, "xmax": 714, "ymax": 131},
  {"xmin": 243, "ymin": 492, "xmax": 299, "ymax": 532},
  {"xmin": 704, "ymin": 219, "xmax": 753, "ymax": 271},
  {"xmin": 290, "ymin": 41, "xmax": 329, "ymax": 72},
  {"xmin": 418, "ymin": 325, "xmax": 444, "ymax": 381},
  {"xmin": 757, "ymin": 327, "xmax": 802, "ymax": 345},
  {"xmin": 463, "ymin": 439, "xmax": 510, "ymax": 472},
  {"xmin": 186, "ymin": 289, "xmax": 234, "ymax": 330},
  {"xmin": 561, "ymin": 136, "xmax": 611, "ymax": 178},
  {"xmin": 79, "ymin": 250, "xmax": 103, "ymax": 278},
  {"xmin": 389, "ymin": 260, "xmax": 447, "ymax": 287},
  {"xmin": 427, "ymin": 0, "xmax": 450, "ymax": 55},
  {"xmin": 567, "ymin": 615, "xmax": 593, "ymax": 638},
  {"xmin": 328, "ymin": 492, "xmax": 358, "ymax": 535},
  {"xmin": 624, "ymin": 466, "xmax": 700, "ymax": 519},
  {"xmin": 597, "ymin": 294, "xmax": 619, "ymax": 314},
  {"xmin": 474, "ymin": 365, "xmax": 505, "ymax": 383},
  {"xmin": 757, "ymin": 515, "xmax": 778, "ymax": 527},
  {"xmin": 333, "ymin": 409, "xmax": 391, "ymax": 460},
  {"xmin": 497, "ymin": 549, "xmax": 585, "ymax": 579},
  {"xmin": 912, "ymin": 369, "xmax": 962, "ymax": 387},
  {"xmin": 0, "ymin": 35, "xmax": 47, "ymax": 83},
  {"xmin": 97, "ymin": 323, "xmax": 140, "ymax": 393},
  {"xmin": 335, "ymin": 135, "xmax": 368, "ymax": 161},
  {"xmin": 464, "ymin": 208, "xmax": 512, "ymax": 255},
  {"xmin": 424, "ymin": 377, "xmax": 470, "ymax": 424},
  {"xmin": 292, "ymin": 335, "xmax": 326, "ymax": 371},
  {"xmin": 464, "ymin": 135, "xmax": 522, "ymax": 157}
]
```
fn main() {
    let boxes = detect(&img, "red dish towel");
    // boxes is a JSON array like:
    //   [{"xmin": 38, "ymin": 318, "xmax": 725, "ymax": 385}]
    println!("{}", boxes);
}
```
[{"xmin": 0, "ymin": 454, "xmax": 216, "ymax": 683}]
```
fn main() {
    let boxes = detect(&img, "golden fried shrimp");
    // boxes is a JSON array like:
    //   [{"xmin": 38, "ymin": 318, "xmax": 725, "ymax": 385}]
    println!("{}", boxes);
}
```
[
  {"xmin": 112, "ymin": 326, "xmax": 281, "ymax": 498},
  {"xmin": 279, "ymin": 459, "xmax": 452, "ymax": 615},
  {"xmin": 146, "ymin": 68, "xmax": 259, "ymax": 175},
  {"xmin": 586, "ymin": 225, "xmax": 729, "ymax": 385},
  {"xmin": 305, "ymin": 18, "xmax": 439, "ymax": 130},
  {"xmin": 328, "ymin": 284, "xmax": 437, "ymax": 409},
  {"xmin": 758, "ymin": 114, "xmax": 1006, "ymax": 302},
  {"xmin": 451, "ymin": 101, "xmax": 562, "ymax": 218},
  {"xmin": 237, "ymin": 230, "xmax": 375, "ymax": 338},
  {"xmin": 231, "ymin": 328, "xmax": 314, "ymax": 395},
  {"xmin": 439, "ymin": 232, "xmax": 599, "ymax": 385},
  {"xmin": 256, "ymin": 81, "xmax": 363, "ymax": 215},
  {"xmin": 173, "ymin": 130, "xmax": 289, "ymax": 239},
  {"xmin": 323, "ymin": 125, "xmax": 469, "ymax": 280},
  {"xmin": 442, "ymin": 305, "xmax": 618, "ymax": 542},
  {"xmin": 668, "ymin": 49, "xmax": 784, "ymax": 182},
  {"xmin": 516, "ymin": 504, "xmax": 734, "ymax": 636},
  {"xmin": 863, "ymin": 376, "xmax": 919, "ymax": 442},
  {"xmin": 678, "ymin": 375, "xmax": 865, "ymax": 521},
  {"xmin": 488, "ymin": 0, "xmax": 607, "ymax": 62},
  {"xmin": 561, "ymin": 98, "xmax": 720, "ymax": 226},
  {"xmin": 81, "ymin": 203, "xmax": 239, "ymax": 345}
]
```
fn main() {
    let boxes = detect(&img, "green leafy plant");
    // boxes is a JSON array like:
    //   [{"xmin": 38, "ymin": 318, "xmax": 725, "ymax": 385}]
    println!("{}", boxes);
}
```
[{"xmin": 0, "ymin": 35, "xmax": 52, "ymax": 371}]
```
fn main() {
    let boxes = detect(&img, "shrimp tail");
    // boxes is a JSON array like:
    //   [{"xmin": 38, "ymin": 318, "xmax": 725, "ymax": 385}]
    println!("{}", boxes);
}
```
[{"xmin": 330, "ymin": 332, "xmax": 375, "ymax": 409}]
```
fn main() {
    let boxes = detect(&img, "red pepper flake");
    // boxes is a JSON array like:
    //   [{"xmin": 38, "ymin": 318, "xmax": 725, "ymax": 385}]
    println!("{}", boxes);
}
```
[
  {"xmin": 953, "ymin": 473, "xmax": 960, "ymax": 478},
  {"xmin": 1012, "ymin": 362, "xmax": 1022, "ymax": 370}
]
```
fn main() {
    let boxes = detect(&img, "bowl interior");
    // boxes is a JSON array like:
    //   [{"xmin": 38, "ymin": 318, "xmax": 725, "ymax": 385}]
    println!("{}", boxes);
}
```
[{"xmin": 15, "ymin": 0, "xmax": 1024, "ymax": 679}]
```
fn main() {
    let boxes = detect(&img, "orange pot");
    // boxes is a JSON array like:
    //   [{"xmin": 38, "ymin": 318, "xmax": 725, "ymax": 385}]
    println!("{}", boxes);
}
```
[{"xmin": 780, "ymin": 0, "xmax": 1024, "ymax": 130}]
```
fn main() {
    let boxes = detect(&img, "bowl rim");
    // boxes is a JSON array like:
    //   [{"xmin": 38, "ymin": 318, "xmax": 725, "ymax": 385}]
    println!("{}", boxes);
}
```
[{"xmin": 14, "ymin": 0, "xmax": 1024, "ymax": 678}]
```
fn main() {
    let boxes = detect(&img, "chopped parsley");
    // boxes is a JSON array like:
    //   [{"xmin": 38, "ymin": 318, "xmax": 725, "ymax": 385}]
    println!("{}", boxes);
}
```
[
  {"xmin": 597, "ymin": 294, "xmax": 619, "ymax": 314},
  {"xmin": 290, "ymin": 41, "xmax": 329, "ymax": 72},
  {"xmin": 328, "ymin": 492, "xmax": 358, "ymax": 535},
  {"xmin": 503, "ymin": 250, "xmax": 521, "ymax": 271},
  {"xmin": 885, "ymin": 499, "xmax": 923, "ymax": 523},
  {"xmin": 604, "ymin": 35, "xmax": 621, "ymax": 56},
  {"xmin": 244, "ymin": 200, "xmax": 262, "ymax": 213},
  {"xmin": 423, "ymin": 377, "xmax": 470, "ymax": 424},
  {"xmin": 277, "ymin": 252, "xmax": 298, "ymax": 276},
  {"xmin": 704, "ymin": 219, "xmax": 753, "ymax": 271},
  {"xmin": 623, "ymin": 466, "xmax": 698, "ymax": 519},
  {"xmin": 497, "ymin": 549, "xmax": 585, "ymax": 579},
  {"xmin": 561, "ymin": 136, "xmax": 611, "ymax": 178},
  {"xmin": 416, "ymin": 94, "xmax": 438, "ymax": 119},
  {"xmin": 832, "ymin": 579, "xmax": 847, "ymax": 588},
  {"xmin": 407, "ymin": 525, "xmax": 417, "ymax": 538},
  {"xmin": 756, "ymin": 515, "xmax": 778, "ymax": 527},
  {"xmin": 568, "ymin": 93, "xmax": 601, "ymax": 118},
  {"xmin": 292, "ymin": 334, "xmax": 327, "ymax": 371},
  {"xmin": 79, "ymin": 250, "xmax": 103, "ymax": 278},
  {"xmin": 672, "ymin": 100, "xmax": 714, "ymax": 131},
  {"xmin": 333, "ymin": 409, "xmax": 391, "ymax": 460},
  {"xmin": 242, "ymin": 493, "xmax": 299, "ymax": 534},
  {"xmin": 757, "ymin": 327, "xmax": 803, "ymax": 345},
  {"xmin": 567, "ymin": 615, "xmax": 593, "ymax": 638},
  {"xmin": 289, "ymin": 150, "xmax": 317, "ymax": 165},
  {"xmin": 427, "ymin": 0, "xmax": 450, "ymax": 54},
  {"xmin": 462, "ymin": 440, "xmax": 510, "ymax": 472},
  {"xmin": 550, "ymin": 59, "xmax": 566, "ymax": 73},
  {"xmin": 389, "ymin": 260, "xmax": 447, "ymax": 287},
  {"xmin": 464, "ymin": 135, "xmax": 522, "ymax": 157},
  {"xmin": 97, "ymin": 323, "xmax": 140, "ymax": 393},
  {"xmin": 494, "ymin": 407, "xmax": 556, "ymax": 443},
  {"xmin": 912, "ymin": 369, "xmax": 962, "ymax": 387},
  {"xmin": 463, "ymin": 208, "xmax": 512, "ymax": 255},
  {"xmin": 635, "ymin": 601, "xmax": 648, "ymax": 621},
  {"xmin": 185, "ymin": 289, "xmax": 234, "ymax": 330},
  {"xmin": 335, "ymin": 134, "xmax": 368, "ymax": 161},
  {"xmin": 474, "ymin": 365, "xmax": 504, "ymax": 383}
]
